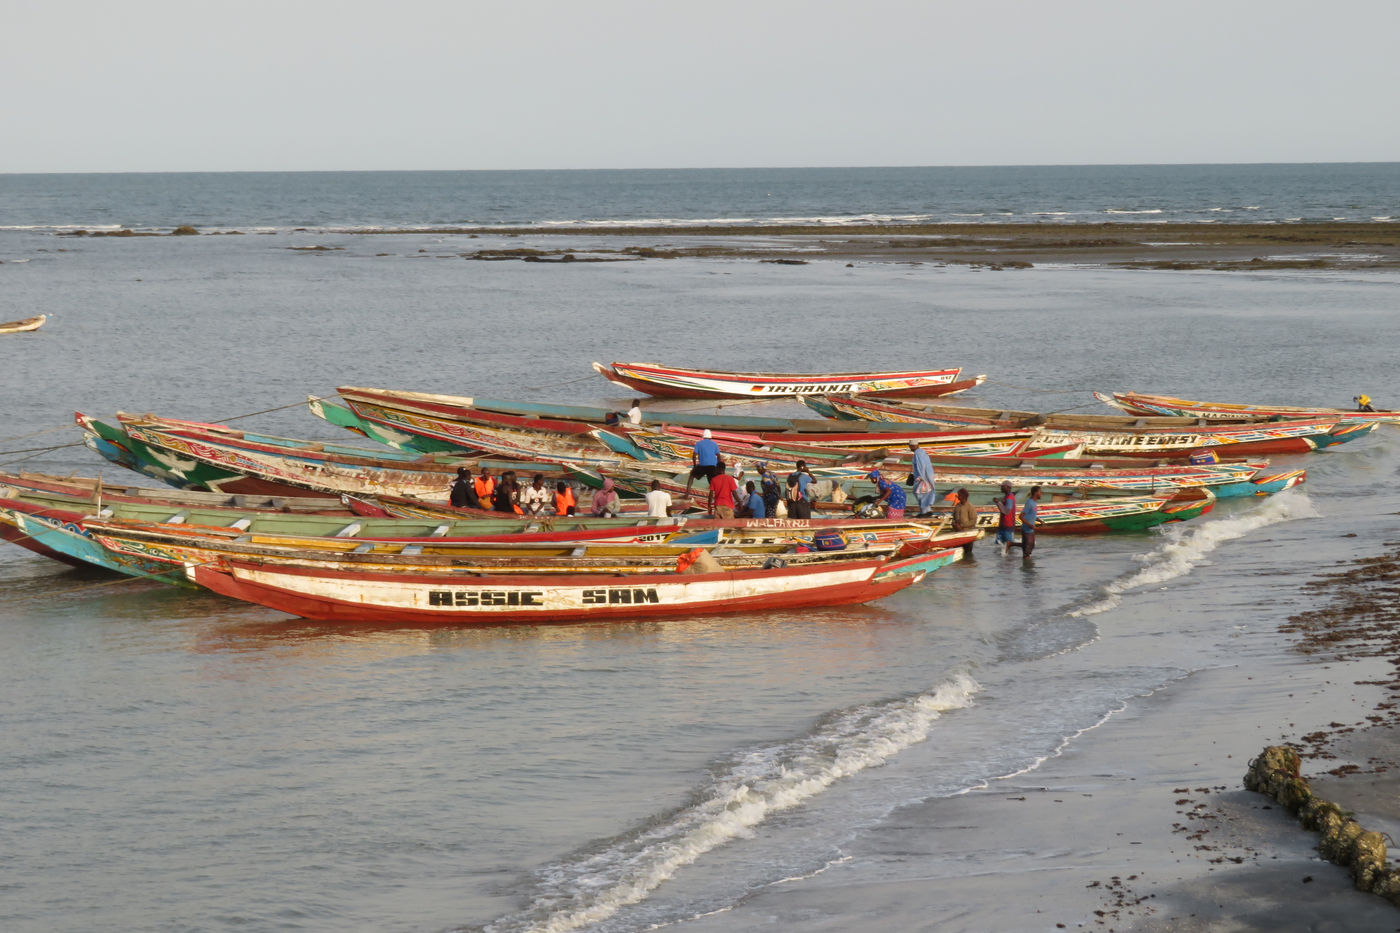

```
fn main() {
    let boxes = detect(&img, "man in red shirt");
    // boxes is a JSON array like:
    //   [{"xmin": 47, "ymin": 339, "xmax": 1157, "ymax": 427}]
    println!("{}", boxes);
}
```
[{"xmin": 707, "ymin": 459, "xmax": 740, "ymax": 519}]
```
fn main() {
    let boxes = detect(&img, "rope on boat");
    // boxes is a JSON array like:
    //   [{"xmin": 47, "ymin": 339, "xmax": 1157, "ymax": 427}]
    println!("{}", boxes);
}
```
[
  {"xmin": 981, "ymin": 380, "xmax": 1092, "ymax": 395},
  {"xmin": 4, "ymin": 568, "xmax": 187, "ymax": 602},
  {"xmin": 213, "ymin": 393, "xmax": 339, "ymax": 423},
  {"xmin": 522, "ymin": 373, "xmax": 598, "ymax": 390},
  {"xmin": 0, "ymin": 440, "xmax": 86, "ymax": 466},
  {"xmin": 0, "ymin": 423, "xmax": 76, "ymax": 444}
]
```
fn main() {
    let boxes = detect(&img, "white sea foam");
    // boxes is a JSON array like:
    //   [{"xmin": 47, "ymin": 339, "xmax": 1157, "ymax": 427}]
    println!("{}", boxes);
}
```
[
  {"xmin": 1103, "ymin": 208, "xmax": 1164, "ymax": 215},
  {"xmin": 1069, "ymin": 489, "xmax": 1319, "ymax": 618},
  {"xmin": 535, "ymin": 212, "xmax": 941, "ymax": 230},
  {"xmin": 487, "ymin": 674, "xmax": 980, "ymax": 933}
]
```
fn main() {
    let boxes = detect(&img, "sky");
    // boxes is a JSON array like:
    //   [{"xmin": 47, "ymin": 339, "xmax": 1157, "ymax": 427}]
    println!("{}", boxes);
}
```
[{"xmin": 4, "ymin": 0, "xmax": 1398, "ymax": 173}]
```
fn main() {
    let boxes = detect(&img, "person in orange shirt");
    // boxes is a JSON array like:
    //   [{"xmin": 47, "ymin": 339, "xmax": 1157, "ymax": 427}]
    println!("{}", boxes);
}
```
[
  {"xmin": 473, "ymin": 467, "xmax": 496, "ymax": 507},
  {"xmin": 553, "ymin": 481, "xmax": 577, "ymax": 516}
]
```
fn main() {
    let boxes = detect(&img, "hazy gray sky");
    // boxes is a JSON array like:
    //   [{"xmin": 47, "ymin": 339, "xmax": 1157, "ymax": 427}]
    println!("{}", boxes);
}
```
[{"xmin": 6, "ymin": 0, "xmax": 1397, "ymax": 172}]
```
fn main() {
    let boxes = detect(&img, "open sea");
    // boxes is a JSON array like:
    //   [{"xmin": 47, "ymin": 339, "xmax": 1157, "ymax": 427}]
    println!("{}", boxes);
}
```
[{"xmin": 1, "ymin": 165, "xmax": 1398, "ymax": 933}]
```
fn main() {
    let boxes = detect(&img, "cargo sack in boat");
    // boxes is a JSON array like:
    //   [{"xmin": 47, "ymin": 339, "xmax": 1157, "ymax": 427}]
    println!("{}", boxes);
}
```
[
  {"xmin": 812, "ymin": 530, "xmax": 847, "ymax": 551},
  {"xmin": 677, "ymin": 548, "xmax": 724, "ymax": 574}
]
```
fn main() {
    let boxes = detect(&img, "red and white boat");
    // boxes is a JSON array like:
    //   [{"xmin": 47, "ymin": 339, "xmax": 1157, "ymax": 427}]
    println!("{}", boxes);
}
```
[
  {"xmin": 187, "ymin": 547, "xmax": 961, "ymax": 625},
  {"xmin": 592, "ymin": 361, "xmax": 985, "ymax": 400}
]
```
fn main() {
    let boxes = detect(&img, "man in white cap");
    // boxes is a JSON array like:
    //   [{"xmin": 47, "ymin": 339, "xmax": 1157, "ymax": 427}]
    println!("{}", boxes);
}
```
[
  {"xmin": 685, "ymin": 428, "xmax": 721, "ymax": 497},
  {"xmin": 908, "ymin": 439, "xmax": 936, "ymax": 516}
]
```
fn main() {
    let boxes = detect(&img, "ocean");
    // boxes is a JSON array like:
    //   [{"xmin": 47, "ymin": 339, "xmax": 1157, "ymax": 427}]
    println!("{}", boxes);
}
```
[
  {"xmin": 1, "ymin": 165, "xmax": 1398, "ymax": 932},
  {"xmin": 3, "ymin": 162, "xmax": 1398, "ymax": 232}
]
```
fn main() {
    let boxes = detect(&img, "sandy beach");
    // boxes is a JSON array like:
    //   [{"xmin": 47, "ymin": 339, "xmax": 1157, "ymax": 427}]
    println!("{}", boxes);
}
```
[{"xmin": 676, "ymin": 541, "xmax": 1400, "ymax": 932}]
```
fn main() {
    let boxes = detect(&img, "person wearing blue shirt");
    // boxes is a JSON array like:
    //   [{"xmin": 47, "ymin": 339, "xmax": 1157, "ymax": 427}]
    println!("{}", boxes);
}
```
[
  {"xmin": 685, "ymin": 428, "xmax": 722, "ymax": 496},
  {"xmin": 1006, "ymin": 485, "xmax": 1041, "ymax": 558},
  {"xmin": 739, "ymin": 480, "xmax": 766, "ymax": 518},
  {"xmin": 867, "ymin": 469, "xmax": 907, "ymax": 519},
  {"xmin": 908, "ymin": 439, "xmax": 936, "ymax": 516}
]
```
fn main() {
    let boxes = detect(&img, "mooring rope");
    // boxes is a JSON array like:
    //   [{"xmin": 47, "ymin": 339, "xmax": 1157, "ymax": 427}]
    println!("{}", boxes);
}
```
[{"xmin": 212, "ymin": 392, "xmax": 339, "ymax": 423}]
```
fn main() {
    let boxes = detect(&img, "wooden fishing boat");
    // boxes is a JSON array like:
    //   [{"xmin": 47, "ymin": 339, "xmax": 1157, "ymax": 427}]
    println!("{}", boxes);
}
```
[
  {"xmin": 0, "ymin": 470, "xmax": 357, "ymax": 514},
  {"xmin": 592, "ymin": 361, "xmax": 985, "ymax": 400},
  {"xmin": 1095, "ymin": 391, "xmax": 1400, "ymax": 425},
  {"xmin": 333, "ymin": 386, "xmax": 1054, "ymax": 462},
  {"xmin": 102, "ymin": 412, "xmax": 589, "ymax": 501},
  {"xmin": 932, "ymin": 487, "xmax": 1217, "ymax": 534},
  {"xmin": 803, "ymin": 395, "xmax": 1379, "ymax": 458},
  {"xmin": 0, "ymin": 496, "xmax": 907, "ymax": 584},
  {"xmin": 334, "ymin": 393, "xmax": 655, "ymax": 462},
  {"xmin": 0, "ymin": 314, "xmax": 47, "ymax": 334},
  {"xmin": 186, "ymin": 547, "xmax": 962, "ymax": 625},
  {"xmin": 836, "ymin": 466, "xmax": 1304, "ymax": 503},
  {"xmin": 0, "ymin": 485, "xmax": 972, "ymax": 577}
]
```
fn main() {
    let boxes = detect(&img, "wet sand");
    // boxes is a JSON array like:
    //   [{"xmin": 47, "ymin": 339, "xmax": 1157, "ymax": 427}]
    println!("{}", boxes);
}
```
[
  {"xmin": 363, "ymin": 221, "xmax": 1400, "ymax": 271},
  {"xmin": 64, "ymin": 221, "xmax": 1400, "ymax": 271},
  {"xmin": 677, "ymin": 544, "xmax": 1400, "ymax": 932}
]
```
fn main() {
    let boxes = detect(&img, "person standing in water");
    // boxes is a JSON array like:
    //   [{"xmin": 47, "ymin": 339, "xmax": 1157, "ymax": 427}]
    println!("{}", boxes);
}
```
[{"xmin": 1006, "ymin": 485, "xmax": 1041, "ymax": 558}]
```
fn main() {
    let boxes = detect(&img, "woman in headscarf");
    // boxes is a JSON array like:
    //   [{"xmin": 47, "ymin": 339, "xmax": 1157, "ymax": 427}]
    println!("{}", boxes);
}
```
[{"xmin": 590, "ymin": 477, "xmax": 621, "ymax": 517}]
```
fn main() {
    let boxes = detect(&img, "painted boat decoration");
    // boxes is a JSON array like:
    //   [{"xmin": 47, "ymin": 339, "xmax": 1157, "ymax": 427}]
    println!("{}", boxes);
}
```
[
  {"xmin": 592, "ymin": 361, "xmax": 986, "ymax": 400},
  {"xmin": 101, "ymin": 412, "xmax": 591, "ymax": 501},
  {"xmin": 186, "ymin": 547, "xmax": 963, "ymax": 625},
  {"xmin": 0, "ymin": 314, "xmax": 47, "ymax": 334},
  {"xmin": 834, "ymin": 466, "xmax": 1305, "ymax": 502},
  {"xmin": 1095, "ymin": 391, "xmax": 1400, "ymax": 425},
  {"xmin": 801, "ymin": 395, "xmax": 1379, "ymax": 458},
  {"xmin": 334, "ymin": 394, "xmax": 654, "ymax": 462}
]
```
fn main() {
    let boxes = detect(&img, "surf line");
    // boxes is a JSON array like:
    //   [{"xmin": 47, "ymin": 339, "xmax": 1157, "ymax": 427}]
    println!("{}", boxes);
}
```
[
  {"xmin": 1069, "ymin": 488, "xmax": 1319, "ymax": 619},
  {"xmin": 484, "ymin": 674, "xmax": 980, "ymax": 933}
]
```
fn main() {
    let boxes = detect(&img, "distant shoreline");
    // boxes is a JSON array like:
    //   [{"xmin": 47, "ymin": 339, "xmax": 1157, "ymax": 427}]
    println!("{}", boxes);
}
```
[
  {"xmin": 330, "ymin": 220, "xmax": 1400, "ymax": 270},
  {"xmin": 55, "ymin": 221, "xmax": 1400, "ymax": 270}
]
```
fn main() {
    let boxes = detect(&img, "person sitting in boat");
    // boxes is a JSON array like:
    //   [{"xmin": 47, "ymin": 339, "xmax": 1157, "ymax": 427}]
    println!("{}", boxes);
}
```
[
  {"xmin": 1355, "ymin": 394, "xmax": 1376, "ymax": 412},
  {"xmin": 554, "ymin": 480, "xmax": 577, "ymax": 516},
  {"xmin": 474, "ymin": 468, "xmax": 496, "ymax": 506},
  {"xmin": 590, "ymin": 477, "xmax": 621, "ymax": 517},
  {"xmin": 645, "ymin": 479, "xmax": 673, "ymax": 517},
  {"xmin": 492, "ymin": 470, "xmax": 522, "ymax": 514},
  {"xmin": 627, "ymin": 399, "xmax": 643, "ymax": 425},
  {"xmin": 518, "ymin": 473, "xmax": 550, "ymax": 515},
  {"xmin": 867, "ymin": 469, "xmax": 907, "ymax": 520},
  {"xmin": 449, "ymin": 466, "xmax": 481, "ymax": 510},
  {"xmin": 736, "ymin": 480, "xmax": 765, "ymax": 519},
  {"xmin": 685, "ymin": 429, "xmax": 721, "ymax": 497}
]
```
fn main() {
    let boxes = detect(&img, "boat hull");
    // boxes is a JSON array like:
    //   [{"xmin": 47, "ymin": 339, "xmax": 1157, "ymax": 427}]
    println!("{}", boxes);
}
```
[
  {"xmin": 188, "ymin": 550, "xmax": 955, "ymax": 625},
  {"xmin": 593, "ymin": 361, "xmax": 983, "ymax": 399}
]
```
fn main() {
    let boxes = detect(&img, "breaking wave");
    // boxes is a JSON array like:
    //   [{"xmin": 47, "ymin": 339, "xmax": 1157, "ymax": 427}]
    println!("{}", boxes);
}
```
[
  {"xmin": 481, "ymin": 674, "xmax": 980, "ymax": 933},
  {"xmin": 1069, "ymin": 489, "xmax": 1319, "ymax": 618}
]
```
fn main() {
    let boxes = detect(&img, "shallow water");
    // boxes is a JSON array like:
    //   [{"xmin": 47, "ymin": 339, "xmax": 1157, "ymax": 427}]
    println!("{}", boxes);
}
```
[{"xmin": 1, "ymin": 224, "xmax": 1398, "ymax": 932}]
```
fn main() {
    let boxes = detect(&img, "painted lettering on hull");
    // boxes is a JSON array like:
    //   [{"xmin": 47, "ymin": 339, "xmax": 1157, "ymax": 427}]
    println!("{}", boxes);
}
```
[
  {"xmin": 425, "ymin": 587, "xmax": 662, "ymax": 609},
  {"xmin": 428, "ymin": 590, "xmax": 545, "ymax": 607},
  {"xmin": 584, "ymin": 588, "xmax": 661, "ymax": 605}
]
